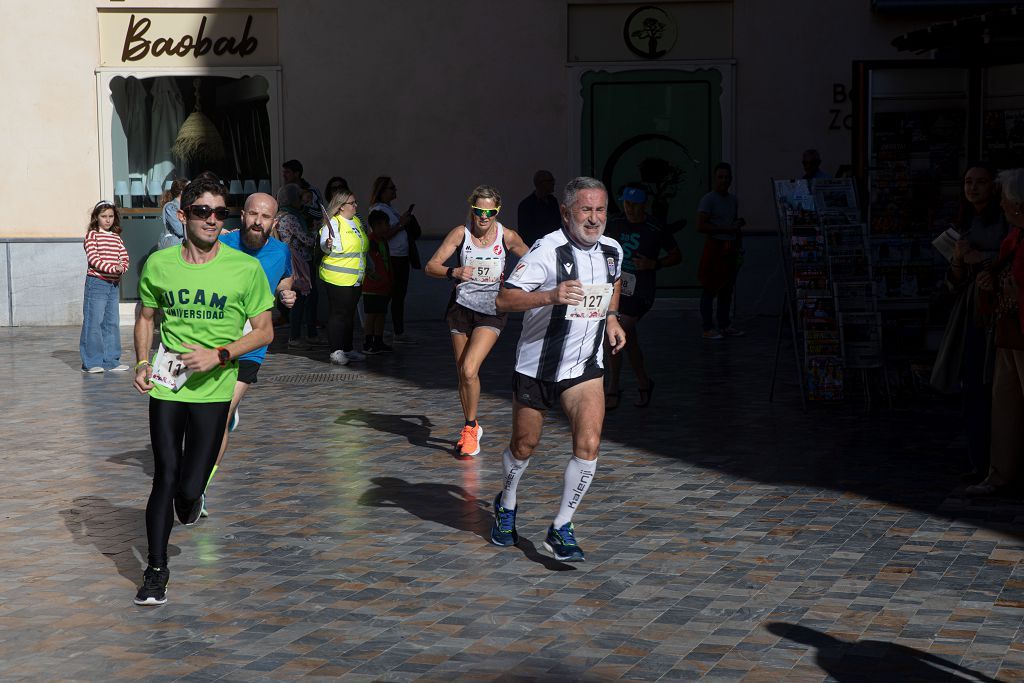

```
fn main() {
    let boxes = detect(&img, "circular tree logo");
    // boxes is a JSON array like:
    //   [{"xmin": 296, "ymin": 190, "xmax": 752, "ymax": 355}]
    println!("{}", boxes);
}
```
[{"xmin": 624, "ymin": 6, "xmax": 676, "ymax": 59}]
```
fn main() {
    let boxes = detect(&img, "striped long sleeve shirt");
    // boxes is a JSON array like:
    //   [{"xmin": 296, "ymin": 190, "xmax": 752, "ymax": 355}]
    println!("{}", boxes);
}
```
[{"xmin": 84, "ymin": 230, "xmax": 130, "ymax": 283}]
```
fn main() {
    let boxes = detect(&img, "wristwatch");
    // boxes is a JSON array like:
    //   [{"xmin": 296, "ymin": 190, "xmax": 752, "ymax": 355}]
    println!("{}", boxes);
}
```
[
  {"xmin": 216, "ymin": 347, "xmax": 231, "ymax": 367},
  {"xmin": 607, "ymin": 310, "xmax": 621, "ymax": 319}
]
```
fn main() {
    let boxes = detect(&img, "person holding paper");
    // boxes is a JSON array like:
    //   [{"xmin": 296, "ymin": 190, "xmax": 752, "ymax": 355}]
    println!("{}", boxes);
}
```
[
  {"xmin": 424, "ymin": 185, "xmax": 530, "ymax": 458},
  {"xmin": 491, "ymin": 177, "xmax": 626, "ymax": 561},
  {"xmin": 132, "ymin": 176, "xmax": 275, "ymax": 605},
  {"xmin": 933, "ymin": 162, "xmax": 1007, "ymax": 480},
  {"xmin": 319, "ymin": 188, "xmax": 370, "ymax": 366}
]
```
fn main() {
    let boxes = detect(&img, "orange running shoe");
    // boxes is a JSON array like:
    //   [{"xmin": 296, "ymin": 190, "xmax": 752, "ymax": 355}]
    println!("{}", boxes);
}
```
[{"xmin": 457, "ymin": 423, "xmax": 483, "ymax": 457}]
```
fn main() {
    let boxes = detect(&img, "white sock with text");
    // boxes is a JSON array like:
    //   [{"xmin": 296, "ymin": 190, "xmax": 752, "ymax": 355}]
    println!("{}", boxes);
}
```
[
  {"xmin": 500, "ymin": 447, "xmax": 529, "ymax": 509},
  {"xmin": 553, "ymin": 456, "xmax": 597, "ymax": 528}
]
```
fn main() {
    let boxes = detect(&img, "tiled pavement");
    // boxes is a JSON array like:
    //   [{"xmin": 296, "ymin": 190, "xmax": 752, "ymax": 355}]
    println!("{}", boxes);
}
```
[{"xmin": 1, "ymin": 310, "xmax": 1023, "ymax": 681}]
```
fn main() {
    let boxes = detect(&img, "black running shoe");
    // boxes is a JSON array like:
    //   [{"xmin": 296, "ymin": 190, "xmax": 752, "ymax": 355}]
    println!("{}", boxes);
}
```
[
  {"xmin": 490, "ymin": 493, "xmax": 519, "ymax": 547},
  {"xmin": 134, "ymin": 566, "xmax": 169, "ymax": 605},
  {"xmin": 543, "ymin": 522, "xmax": 585, "ymax": 562},
  {"xmin": 175, "ymin": 494, "xmax": 205, "ymax": 526}
]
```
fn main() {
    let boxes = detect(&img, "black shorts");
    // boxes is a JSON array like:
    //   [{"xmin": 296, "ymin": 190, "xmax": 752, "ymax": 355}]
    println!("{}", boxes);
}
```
[
  {"xmin": 446, "ymin": 300, "xmax": 507, "ymax": 335},
  {"xmin": 363, "ymin": 293, "xmax": 389, "ymax": 314},
  {"xmin": 512, "ymin": 362, "xmax": 604, "ymax": 411},
  {"xmin": 620, "ymin": 295, "xmax": 654, "ymax": 319},
  {"xmin": 237, "ymin": 359, "xmax": 261, "ymax": 385}
]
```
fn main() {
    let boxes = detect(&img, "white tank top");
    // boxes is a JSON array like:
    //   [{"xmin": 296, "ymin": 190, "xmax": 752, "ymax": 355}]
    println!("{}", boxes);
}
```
[{"xmin": 456, "ymin": 222, "xmax": 506, "ymax": 315}]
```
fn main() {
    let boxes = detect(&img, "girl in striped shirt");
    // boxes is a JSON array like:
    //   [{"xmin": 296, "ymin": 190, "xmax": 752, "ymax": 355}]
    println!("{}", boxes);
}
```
[{"xmin": 80, "ymin": 200, "xmax": 130, "ymax": 373}]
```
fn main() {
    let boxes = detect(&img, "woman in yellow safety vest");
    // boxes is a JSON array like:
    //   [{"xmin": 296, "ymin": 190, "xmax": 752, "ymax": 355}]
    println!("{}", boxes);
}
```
[{"xmin": 318, "ymin": 188, "xmax": 369, "ymax": 365}]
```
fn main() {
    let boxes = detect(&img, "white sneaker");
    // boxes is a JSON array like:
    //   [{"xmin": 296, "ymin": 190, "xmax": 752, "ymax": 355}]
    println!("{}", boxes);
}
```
[
  {"xmin": 110, "ymin": 364, "xmax": 130, "ymax": 372},
  {"xmin": 330, "ymin": 350, "xmax": 349, "ymax": 366},
  {"xmin": 393, "ymin": 334, "xmax": 417, "ymax": 345},
  {"xmin": 345, "ymin": 350, "xmax": 366, "ymax": 362},
  {"xmin": 84, "ymin": 366, "xmax": 105, "ymax": 374}
]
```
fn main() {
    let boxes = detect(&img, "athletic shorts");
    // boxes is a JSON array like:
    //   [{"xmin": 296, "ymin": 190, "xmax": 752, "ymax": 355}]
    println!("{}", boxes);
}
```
[
  {"xmin": 620, "ymin": 295, "xmax": 654, "ymax": 319},
  {"xmin": 237, "ymin": 359, "xmax": 261, "ymax": 385},
  {"xmin": 363, "ymin": 293, "xmax": 389, "ymax": 314},
  {"xmin": 446, "ymin": 300, "xmax": 507, "ymax": 335},
  {"xmin": 512, "ymin": 362, "xmax": 604, "ymax": 411}
]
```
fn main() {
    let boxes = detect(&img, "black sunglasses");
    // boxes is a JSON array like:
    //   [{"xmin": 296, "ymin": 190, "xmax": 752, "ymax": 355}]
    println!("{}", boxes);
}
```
[{"xmin": 185, "ymin": 205, "xmax": 231, "ymax": 221}]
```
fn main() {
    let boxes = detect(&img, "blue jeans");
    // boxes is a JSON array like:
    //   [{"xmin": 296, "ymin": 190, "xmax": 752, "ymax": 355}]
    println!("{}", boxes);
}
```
[{"xmin": 79, "ymin": 276, "xmax": 121, "ymax": 370}]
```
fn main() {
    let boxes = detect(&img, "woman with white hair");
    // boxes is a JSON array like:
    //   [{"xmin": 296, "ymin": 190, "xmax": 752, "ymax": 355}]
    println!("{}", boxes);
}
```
[{"xmin": 968, "ymin": 167, "xmax": 1024, "ymax": 497}]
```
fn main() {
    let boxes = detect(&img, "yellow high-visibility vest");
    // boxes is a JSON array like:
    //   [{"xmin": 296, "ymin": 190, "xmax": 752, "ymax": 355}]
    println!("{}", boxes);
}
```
[{"xmin": 320, "ymin": 215, "xmax": 369, "ymax": 287}]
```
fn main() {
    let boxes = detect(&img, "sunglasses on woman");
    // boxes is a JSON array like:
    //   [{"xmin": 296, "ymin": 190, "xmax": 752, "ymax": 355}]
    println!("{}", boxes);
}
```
[
  {"xmin": 185, "ymin": 205, "xmax": 231, "ymax": 221},
  {"xmin": 471, "ymin": 206, "xmax": 500, "ymax": 218}
]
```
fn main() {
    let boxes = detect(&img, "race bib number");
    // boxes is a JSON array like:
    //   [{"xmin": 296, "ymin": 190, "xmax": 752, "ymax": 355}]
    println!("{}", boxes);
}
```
[
  {"xmin": 150, "ymin": 343, "xmax": 193, "ymax": 391},
  {"xmin": 621, "ymin": 272, "xmax": 636, "ymax": 297},
  {"xmin": 565, "ymin": 284, "xmax": 613, "ymax": 320},
  {"xmin": 466, "ymin": 257, "xmax": 501, "ymax": 284}
]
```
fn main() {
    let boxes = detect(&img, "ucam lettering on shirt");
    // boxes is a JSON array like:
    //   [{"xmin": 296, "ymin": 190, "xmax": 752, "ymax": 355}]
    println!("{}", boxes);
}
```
[{"xmin": 159, "ymin": 288, "xmax": 229, "ymax": 318}]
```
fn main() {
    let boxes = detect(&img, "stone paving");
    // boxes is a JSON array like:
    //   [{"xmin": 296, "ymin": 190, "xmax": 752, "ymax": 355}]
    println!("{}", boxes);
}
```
[{"xmin": 1, "ymin": 310, "xmax": 1023, "ymax": 681}]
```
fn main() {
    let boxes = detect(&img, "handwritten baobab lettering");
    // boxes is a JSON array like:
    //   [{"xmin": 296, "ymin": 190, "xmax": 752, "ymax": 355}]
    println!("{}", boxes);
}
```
[{"xmin": 121, "ymin": 14, "xmax": 258, "ymax": 62}]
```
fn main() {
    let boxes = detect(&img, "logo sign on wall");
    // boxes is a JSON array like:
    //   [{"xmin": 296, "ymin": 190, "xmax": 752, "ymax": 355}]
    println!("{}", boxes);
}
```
[
  {"xmin": 623, "ymin": 6, "xmax": 677, "ymax": 59},
  {"xmin": 99, "ymin": 10, "xmax": 279, "ymax": 66}
]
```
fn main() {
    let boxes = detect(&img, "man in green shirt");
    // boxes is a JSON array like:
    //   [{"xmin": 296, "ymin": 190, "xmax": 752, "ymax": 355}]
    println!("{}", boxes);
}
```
[{"xmin": 131, "ymin": 176, "xmax": 275, "ymax": 606}]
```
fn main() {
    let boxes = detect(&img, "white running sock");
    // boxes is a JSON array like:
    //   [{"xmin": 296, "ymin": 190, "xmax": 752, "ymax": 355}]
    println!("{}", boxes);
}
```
[
  {"xmin": 500, "ymin": 447, "xmax": 529, "ymax": 509},
  {"xmin": 553, "ymin": 456, "xmax": 597, "ymax": 528}
]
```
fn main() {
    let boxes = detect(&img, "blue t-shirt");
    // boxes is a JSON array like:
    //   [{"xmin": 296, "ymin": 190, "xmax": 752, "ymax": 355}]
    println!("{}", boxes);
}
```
[{"xmin": 220, "ymin": 231, "xmax": 292, "ymax": 364}]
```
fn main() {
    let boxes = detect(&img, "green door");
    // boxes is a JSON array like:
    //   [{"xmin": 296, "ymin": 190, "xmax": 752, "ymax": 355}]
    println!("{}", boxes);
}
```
[{"xmin": 580, "ymin": 68, "xmax": 724, "ymax": 295}]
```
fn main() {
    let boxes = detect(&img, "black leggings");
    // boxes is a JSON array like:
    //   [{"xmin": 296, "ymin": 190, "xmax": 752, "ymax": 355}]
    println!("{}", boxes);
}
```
[
  {"xmin": 325, "ymin": 283, "xmax": 362, "ymax": 352},
  {"xmin": 389, "ymin": 256, "xmax": 410, "ymax": 336},
  {"xmin": 146, "ymin": 398, "xmax": 230, "ymax": 567}
]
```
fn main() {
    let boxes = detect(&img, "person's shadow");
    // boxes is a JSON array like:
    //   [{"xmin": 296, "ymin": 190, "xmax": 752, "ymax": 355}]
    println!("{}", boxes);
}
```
[
  {"xmin": 336, "ymin": 409, "xmax": 455, "ymax": 454},
  {"xmin": 60, "ymin": 495, "xmax": 179, "ymax": 584},
  {"xmin": 106, "ymin": 446, "xmax": 155, "ymax": 477},
  {"xmin": 358, "ymin": 477, "xmax": 575, "ymax": 572},
  {"xmin": 766, "ymin": 622, "xmax": 1003, "ymax": 682}
]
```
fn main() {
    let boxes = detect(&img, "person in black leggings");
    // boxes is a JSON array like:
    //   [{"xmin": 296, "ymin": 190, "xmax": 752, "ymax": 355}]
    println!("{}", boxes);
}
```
[
  {"xmin": 319, "ymin": 188, "xmax": 369, "ymax": 365},
  {"xmin": 132, "ymin": 177, "xmax": 275, "ymax": 606}
]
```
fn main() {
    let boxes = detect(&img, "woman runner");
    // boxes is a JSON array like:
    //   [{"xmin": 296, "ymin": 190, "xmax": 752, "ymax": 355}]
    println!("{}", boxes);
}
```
[{"xmin": 426, "ymin": 185, "xmax": 529, "ymax": 457}]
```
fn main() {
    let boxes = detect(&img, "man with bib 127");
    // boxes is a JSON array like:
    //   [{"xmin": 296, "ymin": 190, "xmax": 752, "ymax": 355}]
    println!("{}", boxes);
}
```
[{"xmin": 490, "ymin": 177, "xmax": 626, "ymax": 562}]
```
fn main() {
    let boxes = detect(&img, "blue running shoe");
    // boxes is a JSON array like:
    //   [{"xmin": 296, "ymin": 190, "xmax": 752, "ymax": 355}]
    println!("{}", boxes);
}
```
[
  {"xmin": 543, "ymin": 522, "xmax": 585, "ymax": 562},
  {"xmin": 229, "ymin": 408, "xmax": 240, "ymax": 433},
  {"xmin": 490, "ymin": 493, "xmax": 519, "ymax": 547}
]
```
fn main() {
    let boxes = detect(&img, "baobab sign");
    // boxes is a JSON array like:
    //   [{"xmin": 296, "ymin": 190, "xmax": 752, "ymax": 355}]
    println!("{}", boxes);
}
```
[{"xmin": 98, "ymin": 10, "xmax": 278, "ymax": 67}]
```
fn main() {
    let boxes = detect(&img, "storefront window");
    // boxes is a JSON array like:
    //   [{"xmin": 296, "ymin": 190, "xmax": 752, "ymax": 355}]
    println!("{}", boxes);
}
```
[{"xmin": 109, "ymin": 74, "xmax": 271, "ymax": 209}]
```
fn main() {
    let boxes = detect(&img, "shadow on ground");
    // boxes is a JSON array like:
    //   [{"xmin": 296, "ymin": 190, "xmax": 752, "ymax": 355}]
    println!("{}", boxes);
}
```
[
  {"xmin": 767, "ymin": 622, "xmax": 1002, "ymax": 682},
  {"xmin": 358, "ymin": 477, "xmax": 575, "ymax": 571},
  {"xmin": 60, "ymin": 495, "xmax": 179, "ymax": 583}
]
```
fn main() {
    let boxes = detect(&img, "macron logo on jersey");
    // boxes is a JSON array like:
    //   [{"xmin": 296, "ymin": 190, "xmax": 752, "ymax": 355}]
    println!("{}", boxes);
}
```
[{"xmin": 563, "ymin": 262, "xmax": 573, "ymax": 275}]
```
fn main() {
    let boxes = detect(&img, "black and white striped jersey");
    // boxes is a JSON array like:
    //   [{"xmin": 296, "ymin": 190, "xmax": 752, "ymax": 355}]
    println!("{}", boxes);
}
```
[{"xmin": 504, "ymin": 228, "xmax": 622, "ymax": 382}]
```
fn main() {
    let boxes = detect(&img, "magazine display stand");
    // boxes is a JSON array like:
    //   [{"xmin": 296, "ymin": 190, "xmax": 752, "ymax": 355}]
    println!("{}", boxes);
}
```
[{"xmin": 770, "ymin": 178, "xmax": 886, "ymax": 408}]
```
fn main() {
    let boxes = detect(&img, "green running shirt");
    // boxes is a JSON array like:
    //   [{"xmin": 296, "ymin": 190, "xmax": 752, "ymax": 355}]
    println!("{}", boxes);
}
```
[{"xmin": 138, "ymin": 244, "xmax": 275, "ymax": 403}]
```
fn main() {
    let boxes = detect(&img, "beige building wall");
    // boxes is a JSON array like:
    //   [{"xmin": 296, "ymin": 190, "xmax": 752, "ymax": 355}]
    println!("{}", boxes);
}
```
[{"xmin": 0, "ymin": 1, "xmax": 100, "ymax": 238}]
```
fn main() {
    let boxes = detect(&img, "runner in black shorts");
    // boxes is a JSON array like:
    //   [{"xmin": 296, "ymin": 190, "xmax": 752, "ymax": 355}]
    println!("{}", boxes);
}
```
[
  {"xmin": 426, "ymin": 185, "xmax": 529, "ymax": 457},
  {"xmin": 132, "ymin": 177, "xmax": 275, "ymax": 606},
  {"xmin": 603, "ymin": 184, "xmax": 681, "ymax": 408},
  {"xmin": 203, "ymin": 192, "xmax": 295, "ymax": 516},
  {"xmin": 491, "ymin": 177, "xmax": 626, "ymax": 562}
]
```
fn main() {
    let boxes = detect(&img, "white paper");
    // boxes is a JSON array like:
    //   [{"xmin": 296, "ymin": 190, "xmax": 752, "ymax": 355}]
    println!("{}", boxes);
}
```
[
  {"xmin": 466, "ymin": 257, "xmax": 501, "ymax": 284},
  {"xmin": 565, "ymin": 284, "xmax": 613, "ymax": 320},
  {"xmin": 150, "ymin": 343, "xmax": 192, "ymax": 391},
  {"xmin": 621, "ymin": 272, "xmax": 636, "ymax": 297},
  {"xmin": 931, "ymin": 227, "xmax": 960, "ymax": 262}
]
